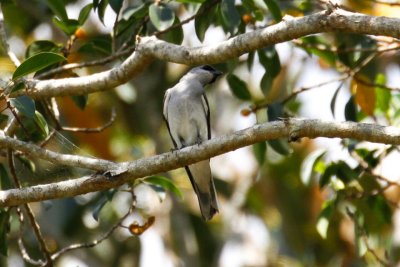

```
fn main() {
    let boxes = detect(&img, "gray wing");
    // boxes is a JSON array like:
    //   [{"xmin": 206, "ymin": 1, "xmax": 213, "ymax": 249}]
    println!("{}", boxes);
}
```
[
  {"xmin": 201, "ymin": 93, "xmax": 211, "ymax": 140},
  {"xmin": 163, "ymin": 89, "xmax": 178, "ymax": 148}
]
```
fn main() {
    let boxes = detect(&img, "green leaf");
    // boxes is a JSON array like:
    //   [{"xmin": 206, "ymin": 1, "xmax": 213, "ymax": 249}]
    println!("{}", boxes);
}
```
[
  {"xmin": 195, "ymin": 0, "xmax": 216, "ymax": 42},
  {"xmin": 220, "ymin": 0, "xmax": 240, "ymax": 34},
  {"xmin": 375, "ymin": 73, "xmax": 390, "ymax": 113},
  {"xmin": 247, "ymin": 51, "xmax": 255, "ymax": 71},
  {"xmin": 149, "ymin": 3, "xmax": 175, "ymax": 31},
  {"xmin": 175, "ymin": 0, "xmax": 205, "ymax": 3},
  {"xmin": 345, "ymin": 95, "xmax": 357, "ymax": 122},
  {"xmin": 330, "ymin": 83, "xmax": 343, "ymax": 118},
  {"xmin": 316, "ymin": 201, "xmax": 334, "ymax": 239},
  {"xmin": 253, "ymin": 142, "xmax": 266, "ymax": 165},
  {"xmin": 0, "ymin": 164, "xmax": 12, "ymax": 190},
  {"xmin": 53, "ymin": 17, "xmax": 80, "ymax": 35},
  {"xmin": 109, "ymin": 0, "xmax": 123, "ymax": 14},
  {"xmin": 258, "ymin": 46, "xmax": 281, "ymax": 78},
  {"xmin": 13, "ymin": 52, "xmax": 65, "ymax": 80},
  {"xmin": 267, "ymin": 102, "xmax": 283, "ymax": 121},
  {"xmin": 268, "ymin": 139, "xmax": 292, "ymax": 155},
  {"xmin": 97, "ymin": 0, "xmax": 109, "ymax": 24},
  {"xmin": 10, "ymin": 96, "xmax": 36, "ymax": 118},
  {"xmin": 78, "ymin": 36, "xmax": 112, "ymax": 56},
  {"xmin": 144, "ymin": 176, "xmax": 183, "ymax": 199},
  {"xmin": 227, "ymin": 74, "xmax": 251, "ymax": 100},
  {"xmin": 260, "ymin": 71, "xmax": 273, "ymax": 96},
  {"xmin": 0, "ymin": 209, "xmax": 10, "ymax": 256},
  {"xmin": 300, "ymin": 149, "xmax": 326, "ymax": 185},
  {"xmin": 92, "ymin": 189, "xmax": 116, "ymax": 221},
  {"xmin": 78, "ymin": 3, "xmax": 93, "ymax": 25},
  {"xmin": 25, "ymin": 40, "xmax": 61, "ymax": 58},
  {"xmin": 46, "ymin": 0, "xmax": 68, "ymax": 21},
  {"xmin": 163, "ymin": 17, "xmax": 184, "ymax": 45},
  {"xmin": 71, "ymin": 95, "xmax": 88, "ymax": 110},
  {"xmin": 34, "ymin": 111, "xmax": 49, "ymax": 137},
  {"xmin": 263, "ymin": 0, "xmax": 282, "ymax": 22}
]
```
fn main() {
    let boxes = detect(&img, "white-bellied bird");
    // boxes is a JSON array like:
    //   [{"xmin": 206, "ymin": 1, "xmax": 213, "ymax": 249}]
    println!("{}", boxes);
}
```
[{"xmin": 163, "ymin": 65, "xmax": 223, "ymax": 220}]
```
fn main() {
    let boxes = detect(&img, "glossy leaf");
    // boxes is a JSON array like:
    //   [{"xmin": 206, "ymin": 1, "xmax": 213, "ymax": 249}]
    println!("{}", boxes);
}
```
[
  {"xmin": 109, "ymin": 0, "xmax": 123, "ymax": 14},
  {"xmin": 300, "ymin": 149, "xmax": 326, "ymax": 185},
  {"xmin": 227, "ymin": 74, "xmax": 251, "ymax": 100},
  {"xmin": 374, "ymin": 73, "xmax": 390, "ymax": 113},
  {"xmin": 149, "ymin": 3, "xmax": 175, "ymax": 31},
  {"xmin": 13, "ymin": 52, "xmax": 65, "ymax": 80},
  {"xmin": 220, "ymin": 0, "xmax": 240, "ymax": 34},
  {"xmin": 247, "ymin": 51, "xmax": 255, "ymax": 71},
  {"xmin": 25, "ymin": 40, "xmax": 60, "ymax": 58},
  {"xmin": 10, "ymin": 96, "xmax": 36, "ymax": 118},
  {"xmin": 71, "ymin": 95, "xmax": 88, "ymax": 110},
  {"xmin": 253, "ymin": 142, "xmax": 267, "ymax": 165},
  {"xmin": 351, "ymin": 74, "xmax": 376, "ymax": 116},
  {"xmin": 0, "ymin": 209, "xmax": 10, "ymax": 256},
  {"xmin": 34, "ymin": 111, "xmax": 49, "ymax": 137},
  {"xmin": 46, "ymin": 0, "xmax": 68, "ymax": 21},
  {"xmin": 344, "ymin": 96, "xmax": 357, "ymax": 122},
  {"xmin": 267, "ymin": 102, "xmax": 283, "ymax": 121},
  {"xmin": 53, "ymin": 17, "xmax": 80, "ymax": 35},
  {"xmin": 144, "ymin": 176, "xmax": 183, "ymax": 199},
  {"xmin": 263, "ymin": 0, "xmax": 282, "ymax": 22},
  {"xmin": 78, "ymin": 3, "xmax": 93, "ymax": 25}
]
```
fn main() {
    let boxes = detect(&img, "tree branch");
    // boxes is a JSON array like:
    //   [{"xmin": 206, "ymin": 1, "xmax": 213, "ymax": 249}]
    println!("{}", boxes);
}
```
[
  {"xmin": 1, "ymin": 118, "xmax": 400, "ymax": 207},
  {"xmin": 12, "ymin": 8, "xmax": 400, "ymax": 98}
]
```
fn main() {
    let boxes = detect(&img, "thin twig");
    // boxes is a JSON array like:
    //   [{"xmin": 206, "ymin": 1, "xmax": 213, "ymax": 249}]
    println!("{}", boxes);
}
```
[
  {"xmin": 7, "ymin": 150, "xmax": 53, "ymax": 267},
  {"xmin": 61, "ymin": 108, "xmax": 116, "ymax": 133},
  {"xmin": 51, "ymin": 203, "xmax": 135, "ymax": 260},
  {"xmin": 367, "ymin": 0, "xmax": 400, "ymax": 6}
]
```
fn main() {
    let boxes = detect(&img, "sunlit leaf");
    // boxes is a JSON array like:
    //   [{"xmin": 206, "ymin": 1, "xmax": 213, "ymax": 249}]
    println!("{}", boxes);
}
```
[
  {"xmin": 351, "ymin": 74, "xmax": 376, "ymax": 116},
  {"xmin": 10, "ymin": 96, "xmax": 35, "ymax": 118},
  {"xmin": 253, "ymin": 142, "xmax": 266, "ymax": 165},
  {"xmin": 149, "ymin": 3, "xmax": 175, "ymax": 31},
  {"xmin": 263, "ymin": 0, "xmax": 282, "ymax": 22},
  {"xmin": 144, "ymin": 176, "xmax": 183, "ymax": 199},
  {"xmin": 316, "ymin": 201, "xmax": 333, "ymax": 239},
  {"xmin": 34, "ymin": 111, "xmax": 49, "ymax": 137},
  {"xmin": 46, "ymin": 0, "xmax": 68, "ymax": 21},
  {"xmin": 13, "ymin": 52, "xmax": 65, "ymax": 80},
  {"xmin": 374, "ymin": 73, "xmax": 390, "ymax": 113},
  {"xmin": 300, "ymin": 149, "xmax": 326, "ymax": 185},
  {"xmin": 227, "ymin": 74, "xmax": 251, "ymax": 100},
  {"xmin": 78, "ymin": 3, "xmax": 93, "ymax": 25}
]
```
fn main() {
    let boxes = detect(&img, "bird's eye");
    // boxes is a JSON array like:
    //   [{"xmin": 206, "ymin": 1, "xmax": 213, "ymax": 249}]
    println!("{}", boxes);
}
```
[{"xmin": 200, "ymin": 65, "xmax": 215, "ymax": 72}]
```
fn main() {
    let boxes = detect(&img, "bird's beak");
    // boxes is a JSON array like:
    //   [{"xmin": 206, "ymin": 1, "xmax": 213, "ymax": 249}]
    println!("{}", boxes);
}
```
[{"xmin": 210, "ymin": 70, "xmax": 223, "ymax": 84}]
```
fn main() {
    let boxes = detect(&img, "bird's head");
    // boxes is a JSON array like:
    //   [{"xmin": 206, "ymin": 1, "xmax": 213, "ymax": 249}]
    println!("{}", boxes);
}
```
[{"xmin": 186, "ymin": 65, "xmax": 223, "ymax": 85}]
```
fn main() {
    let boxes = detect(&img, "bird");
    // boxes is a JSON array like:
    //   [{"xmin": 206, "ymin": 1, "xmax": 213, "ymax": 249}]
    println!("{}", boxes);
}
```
[{"xmin": 163, "ymin": 65, "xmax": 223, "ymax": 221}]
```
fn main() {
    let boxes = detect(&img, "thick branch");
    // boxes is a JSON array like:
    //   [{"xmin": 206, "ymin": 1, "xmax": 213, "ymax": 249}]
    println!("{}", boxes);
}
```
[
  {"xmin": 14, "ymin": 8, "xmax": 400, "ymax": 98},
  {"xmin": 0, "ymin": 118, "xmax": 399, "ymax": 207}
]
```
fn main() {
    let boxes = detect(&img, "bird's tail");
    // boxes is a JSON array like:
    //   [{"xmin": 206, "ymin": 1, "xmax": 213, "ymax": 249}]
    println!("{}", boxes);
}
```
[{"xmin": 185, "ymin": 160, "xmax": 219, "ymax": 221}]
